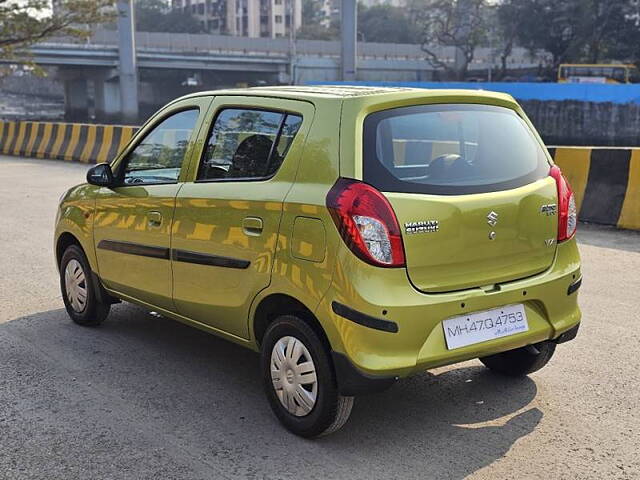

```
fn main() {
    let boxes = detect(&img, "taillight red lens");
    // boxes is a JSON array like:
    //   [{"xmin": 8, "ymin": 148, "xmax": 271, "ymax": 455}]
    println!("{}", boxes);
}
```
[
  {"xmin": 550, "ymin": 166, "xmax": 577, "ymax": 242},
  {"xmin": 326, "ymin": 178, "xmax": 406, "ymax": 267}
]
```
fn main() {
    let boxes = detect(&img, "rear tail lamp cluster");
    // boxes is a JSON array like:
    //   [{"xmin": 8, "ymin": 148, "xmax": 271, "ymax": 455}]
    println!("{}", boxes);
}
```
[
  {"xmin": 549, "ymin": 166, "xmax": 577, "ymax": 242},
  {"xmin": 326, "ymin": 178, "xmax": 406, "ymax": 267}
]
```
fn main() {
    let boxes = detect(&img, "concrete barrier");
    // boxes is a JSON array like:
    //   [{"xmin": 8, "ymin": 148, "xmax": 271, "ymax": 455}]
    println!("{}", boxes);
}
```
[
  {"xmin": 0, "ymin": 120, "xmax": 138, "ymax": 164},
  {"xmin": 550, "ymin": 147, "xmax": 640, "ymax": 231},
  {"xmin": 0, "ymin": 120, "xmax": 638, "ymax": 230}
]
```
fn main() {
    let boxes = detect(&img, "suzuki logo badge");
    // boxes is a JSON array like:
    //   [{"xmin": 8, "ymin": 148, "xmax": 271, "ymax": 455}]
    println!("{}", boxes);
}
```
[{"xmin": 487, "ymin": 211, "xmax": 499, "ymax": 227}]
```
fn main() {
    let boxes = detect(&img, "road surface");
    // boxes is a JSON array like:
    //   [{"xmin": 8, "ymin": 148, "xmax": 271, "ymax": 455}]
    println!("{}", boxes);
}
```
[{"xmin": 1, "ymin": 156, "xmax": 638, "ymax": 479}]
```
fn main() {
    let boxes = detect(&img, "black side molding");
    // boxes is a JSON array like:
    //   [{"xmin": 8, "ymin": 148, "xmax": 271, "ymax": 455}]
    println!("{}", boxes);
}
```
[
  {"xmin": 171, "ymin": 249, "xmax": 250, "ymax": 269},
  {"xmin": 331, "ymin": 351, "xmax": 397, "ymax": 396},
  {"xmin": 97, "ymin": 240, "xmax": 169, "ymax": 260},
  {"xmin": 567, "ymin": 277, "xmax": 582, "ymax": 295},
  {"xmin": 97, "ymin": 240, "xmax": 250, "ymax": 269},
  {"xmin": 331, "ymin": 301, "xmax": 398, "ymax": 333}
]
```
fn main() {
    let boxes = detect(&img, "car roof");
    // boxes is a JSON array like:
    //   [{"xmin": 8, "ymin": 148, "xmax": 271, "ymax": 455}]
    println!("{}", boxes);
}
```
[{"xmin": 177, "ymin": 85, "xmax": 517, "ymax": 105}]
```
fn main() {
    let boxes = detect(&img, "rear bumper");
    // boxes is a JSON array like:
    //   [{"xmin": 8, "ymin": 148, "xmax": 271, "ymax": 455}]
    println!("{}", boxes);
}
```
[
  {"xmin": 318, "ymin": 237, "xmax": 582, "ymax": 379},
  {"xmin": 553, "ymin": 322, "xmax": 580, "ymax": 344},
  {"xmin": 331, "ymin": 351, "xmax": 398, "ymax": 396}
]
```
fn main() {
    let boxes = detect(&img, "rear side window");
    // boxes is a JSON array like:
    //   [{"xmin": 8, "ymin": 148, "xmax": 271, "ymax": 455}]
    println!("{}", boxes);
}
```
[
  {"xmin": 363, "ymin": 104, "xmax": 550, "ymax": 195},
  {"xmin": 198, "ymin": 108, "xmax": 302, "ymax": 181}
]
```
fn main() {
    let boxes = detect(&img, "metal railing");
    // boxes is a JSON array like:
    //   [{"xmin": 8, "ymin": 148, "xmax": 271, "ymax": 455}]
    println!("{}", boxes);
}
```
[{"xmin": 42, "ymin": 29, "xmax": 543, "ymax": 66}]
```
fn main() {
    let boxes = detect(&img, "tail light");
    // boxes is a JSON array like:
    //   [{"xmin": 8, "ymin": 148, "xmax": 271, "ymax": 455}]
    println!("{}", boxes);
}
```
[
  {"xmin": 326, "ymin": 178, "xmax": 406, "ymax": 267},
  {"xmin": 550, "ymin": 166, "xmax": 577, "ymax": 242}
]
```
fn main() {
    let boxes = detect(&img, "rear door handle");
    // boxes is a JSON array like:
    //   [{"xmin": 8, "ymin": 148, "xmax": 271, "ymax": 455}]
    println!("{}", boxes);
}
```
[
  {"xmin": 148, "ymin": 211, "xmax": 163, "ymax": 228},
  {"xmin": 242, "ymin": 216, "xmax": 263, "ymax": 236}
]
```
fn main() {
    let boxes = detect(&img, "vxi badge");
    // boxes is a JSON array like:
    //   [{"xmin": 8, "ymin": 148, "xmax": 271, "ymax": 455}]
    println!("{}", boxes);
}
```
[
  {"xmin": 540, "ymin": 204, "xmax": 557, "ymax": 216},
  {"xmin": 405, "ymin": 220, "xmax": 439, "ymax": 235}
]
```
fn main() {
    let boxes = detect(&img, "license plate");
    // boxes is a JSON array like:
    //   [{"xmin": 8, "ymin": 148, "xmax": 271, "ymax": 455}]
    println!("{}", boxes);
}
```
[{"xmin": 442, "ymin": 304, "xmax": 529, "ymax": 350}]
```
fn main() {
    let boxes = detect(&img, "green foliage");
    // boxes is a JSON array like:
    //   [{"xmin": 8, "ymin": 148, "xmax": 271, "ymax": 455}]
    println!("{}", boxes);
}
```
[
  {"xmin": 496, "ymin": 0, "xmax": 639, "ymax": 73},
  {"xmin": 135, "ymin": 0, "xmax": 204, "ymax": 34},
  {"xmin": 358, "ymin": 4, "xmax": 420, "ymax": 44},
  {"xmin": 0, "ymin": 0, "xmax": 114, "ymax": 62}
]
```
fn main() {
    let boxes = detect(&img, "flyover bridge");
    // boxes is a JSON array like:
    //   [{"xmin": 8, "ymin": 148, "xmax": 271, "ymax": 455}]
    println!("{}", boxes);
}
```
[{"xmin": 11, "ymin": 30, "xmax": 542, "ymax": 121}]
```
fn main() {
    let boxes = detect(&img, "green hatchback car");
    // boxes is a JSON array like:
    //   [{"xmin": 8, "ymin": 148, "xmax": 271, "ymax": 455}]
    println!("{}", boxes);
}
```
[{"xmin": 55, "ymin": 86, "xmax": 581, "ymax": 437}]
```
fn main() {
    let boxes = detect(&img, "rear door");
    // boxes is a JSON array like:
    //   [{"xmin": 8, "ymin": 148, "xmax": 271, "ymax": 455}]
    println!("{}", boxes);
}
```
[
  {"xmin": 93, "ymin": 97, "xmax": 211, "ymax": 309},
  {"xmin": 171, "ymin": 96, "xmax": 314, "ymax": 339},
  {"xmin": 362, "ymin": 103, "xmax": 557, "ymax": 293}
]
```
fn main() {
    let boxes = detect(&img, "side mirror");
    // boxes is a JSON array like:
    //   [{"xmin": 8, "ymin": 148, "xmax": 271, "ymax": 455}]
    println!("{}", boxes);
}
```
[{"xmin": 86, "ymin": 163, "xmax": 114, "ymax": 187}]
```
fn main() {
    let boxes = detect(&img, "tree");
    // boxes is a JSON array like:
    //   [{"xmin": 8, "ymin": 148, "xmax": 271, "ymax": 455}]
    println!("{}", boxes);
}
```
[
  {"xmin": 609, "ymin": 1, "xmax": 640, "ymax": 69},
  {"xmin": 135, "ymin": 0, "xmax": 204, "ymax": 34},
  {"xmin": 497, "ymin": 0, "xmax": 630, "ymax": 74},
  {"xmin": 582, "ymin": 0, "xmax": 626, "ymax": 63},
  {"xmin": 0, "ymin": 0, "xmax": 114, "ymax": 73},
  {"xmin": 357, "ymin": 4, "xmax": 420, "ymax": 44},
  {"xmin": 493, "ymin": 0, "xmax": 524, "ymax": 80},
  {"xmin": 414, "ymin": 0, "xmax": 489, "ymax": 80}
]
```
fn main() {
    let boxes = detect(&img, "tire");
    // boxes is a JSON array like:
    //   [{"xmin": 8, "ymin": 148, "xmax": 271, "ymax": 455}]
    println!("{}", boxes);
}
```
[
  {"xmin": 480, "ymin": 341, "xmax": 556, "ymax": 377},
  {"xmin": 260, "ymin": 315, "xmax": 354, "ymax": 438},
  {"xmin": 60, "ymin": 244, "xmax": 110, "ymax": 327}
]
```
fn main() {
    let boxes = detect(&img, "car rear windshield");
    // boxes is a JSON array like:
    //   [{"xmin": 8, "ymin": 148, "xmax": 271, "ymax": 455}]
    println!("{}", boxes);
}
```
[{"xmin": 362, "ymin": 104, "xmax": 550, "ymax": 195}]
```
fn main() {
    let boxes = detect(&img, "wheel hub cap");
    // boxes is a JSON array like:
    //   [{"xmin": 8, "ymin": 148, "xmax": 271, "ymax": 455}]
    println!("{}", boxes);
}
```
[
  {"xmin": 64, "ymin": 259, "xmax": 87, "ymax": 313},
  {"xmin": 270, "ymin": 336, "xmax": 318, "ymax": 417}
]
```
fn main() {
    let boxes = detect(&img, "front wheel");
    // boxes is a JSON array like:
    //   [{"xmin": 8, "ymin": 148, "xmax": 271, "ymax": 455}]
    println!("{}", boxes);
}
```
[
  {"xmin": 260, "ymin": 315, "xmax": 353, "ymax": 437},
  {"xmin": 60, "ymin": 244, "xmax": 110, "ymax": 326},
  {"xmin": 480, "ymin": 341, "xmax": 556, "ymax": 377}
]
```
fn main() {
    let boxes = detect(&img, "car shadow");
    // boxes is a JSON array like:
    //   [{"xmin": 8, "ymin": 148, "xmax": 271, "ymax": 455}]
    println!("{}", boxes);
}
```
[{"xmin": 1, "ymin": 304, "xmax": 542, "ymax": 480}]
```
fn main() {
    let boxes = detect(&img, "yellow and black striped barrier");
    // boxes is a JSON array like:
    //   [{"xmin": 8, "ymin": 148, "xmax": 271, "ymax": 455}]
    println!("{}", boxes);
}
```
[
  {"xmin": 0, "ymin": 120, "xmax": 138, "ymax": 164},
  {"xmin": 0, "ymin": 120, "xmax": 639, "ymax": 230},
  {"xmin": 550, "ymin": 147, "xmax": 640, "ymax": 231}
]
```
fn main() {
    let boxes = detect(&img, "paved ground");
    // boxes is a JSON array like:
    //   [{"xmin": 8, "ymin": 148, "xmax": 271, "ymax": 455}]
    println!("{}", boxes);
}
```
[{"xmin": 1, "ymin": 156, "xmax": 639, "ymax": 480}]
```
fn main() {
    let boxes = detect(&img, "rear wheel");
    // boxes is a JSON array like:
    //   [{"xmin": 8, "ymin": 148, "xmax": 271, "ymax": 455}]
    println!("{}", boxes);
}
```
[
  {"xmin": 60, "ymin": 244, "xmax": 110, "ymax": 326},
  {"xmin": 260, "ymin": 315, "xmax": 353, "ymax": 437},
  {"xmin": 480, "ymin": 341, "xmax": 556, "ymax": 376}
]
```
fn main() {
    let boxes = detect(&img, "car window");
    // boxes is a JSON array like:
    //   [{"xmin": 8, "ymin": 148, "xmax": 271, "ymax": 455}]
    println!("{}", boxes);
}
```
[
  {"xmin": 198, "ymin": 108, "xmax": 302, "ymax": 181},
  {"xmin": 363, "ymin": 104, "xmax": 549, "ymax": 195},
  {"xmin": 121, "ymin": 109, "xmax": 199, "ymax": 185}
]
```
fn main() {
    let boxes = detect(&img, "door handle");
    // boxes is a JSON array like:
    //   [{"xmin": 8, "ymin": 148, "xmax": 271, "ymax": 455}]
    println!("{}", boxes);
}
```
[
  {"xmin": 148, "ymin": 211, "xmax": 163, "ymax": 228},
  {"xmin": 242, "ymin": 216, "xmax": 263, "ymax": 236}
]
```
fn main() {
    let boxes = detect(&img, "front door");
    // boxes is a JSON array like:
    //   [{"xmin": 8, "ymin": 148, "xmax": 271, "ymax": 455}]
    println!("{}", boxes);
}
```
[
  {"xmin": 93, "ymin": 98, "xmax": 210, "ymax": 310},
  {"xmin": 171, "ymin": 96, "xmax": 314, "ymax": 339}
]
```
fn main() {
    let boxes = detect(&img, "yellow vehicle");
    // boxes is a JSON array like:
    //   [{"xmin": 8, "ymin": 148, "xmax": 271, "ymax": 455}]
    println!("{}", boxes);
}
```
[
  {"xmin": 558, "ymin": 63, "xmax": 636, "ymax": 83},
  {"xmin": 54, "ymin": 86, "xmax": 581, "ymax": 437}
]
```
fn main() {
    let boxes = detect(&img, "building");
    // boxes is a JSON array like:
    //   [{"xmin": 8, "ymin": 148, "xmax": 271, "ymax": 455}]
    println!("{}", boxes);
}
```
[{"xmin": 172, "ymin": 0, "xmax": 302, "ymax": 38}]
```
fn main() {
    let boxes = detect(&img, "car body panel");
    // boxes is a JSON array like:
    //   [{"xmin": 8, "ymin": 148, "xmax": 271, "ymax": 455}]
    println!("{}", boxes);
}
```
[
  {"xmin": 91, "ymin": 97, "xmax": 212, "ymax": 311},
  {"xmin": 317, "ymin": 237, "xmax": 580, "ymax": 377},
  {"xmin": 54, "ymin": 184, "xmax": 101, "ymax": 271},
  {"xmin": 249, "ymin": 97, "xmax": 344, "ymax": 346},
  {"xmin": 389, "ymin": 177, "xmax": 559, "ymax": 292},
  {"xmin": 171, "ymin": 96, "xmax": 316, "ymax": 339},
  {"xmin": 53, "ymin": 86, "xmax": 581, "ymax": 383}
]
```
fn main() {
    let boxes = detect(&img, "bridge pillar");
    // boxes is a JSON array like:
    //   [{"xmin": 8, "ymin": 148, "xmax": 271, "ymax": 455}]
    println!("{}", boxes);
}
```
[
  {"xmin": 341, "ymin": 0, "xmax": 357, "ymax": 81},
  {"xmin": 117, "ymin": 0, "xmax": 139, "ymax": 123},
  {"xmin": 63, "ymin": 77, "xmax": 89, "ymax": 122},
  {"xmin": 94, "ymin": 76, "xmax": 121, "ymax": 122}
]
